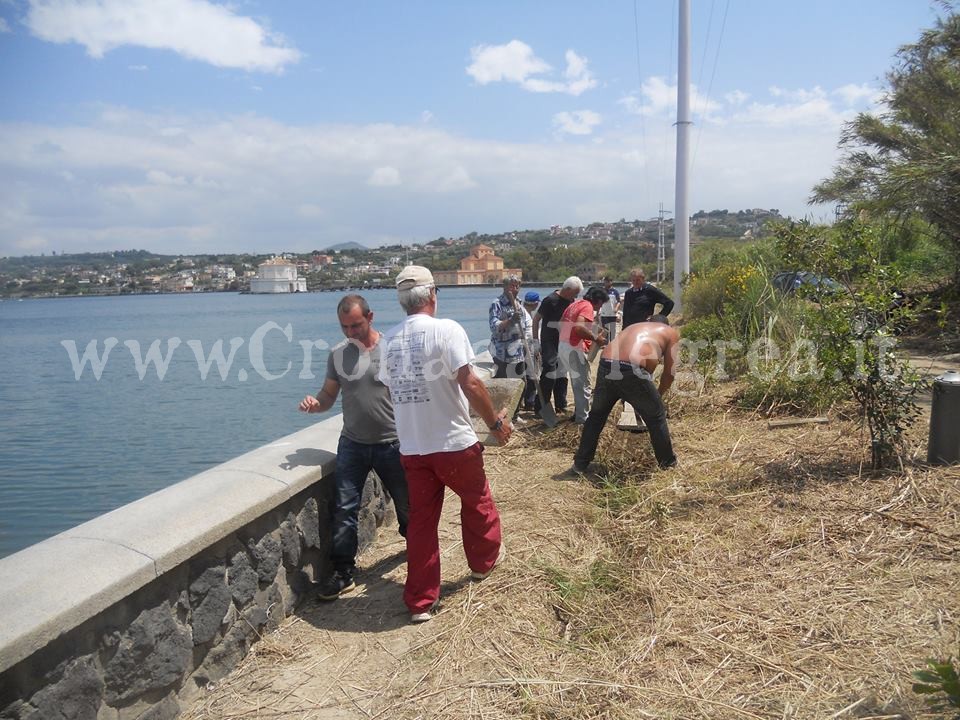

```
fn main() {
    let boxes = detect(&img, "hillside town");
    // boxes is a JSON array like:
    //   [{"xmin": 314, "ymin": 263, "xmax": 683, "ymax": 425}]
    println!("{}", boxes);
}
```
[{"xmin": 0, "ymin": 209, "xmax": 781, "ymax": 298}]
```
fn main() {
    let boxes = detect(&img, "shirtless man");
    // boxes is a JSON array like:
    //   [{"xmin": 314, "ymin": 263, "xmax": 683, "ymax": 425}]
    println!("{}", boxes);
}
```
[{"xmin": 570, "ymin": 315, "xmax": 678, "ymax": 472}]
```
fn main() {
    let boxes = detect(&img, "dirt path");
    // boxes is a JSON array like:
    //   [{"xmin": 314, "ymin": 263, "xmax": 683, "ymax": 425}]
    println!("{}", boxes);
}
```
[{"xmin": 181, "ymin": 443, "xmax": 587, "ymax": 719}]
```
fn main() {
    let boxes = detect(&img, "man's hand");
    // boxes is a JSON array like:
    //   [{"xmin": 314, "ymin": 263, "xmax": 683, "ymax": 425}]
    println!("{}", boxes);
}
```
[
  {"xmin": 299, "ymin": 395, "xmax": 321, "ymax": 413},
  {"xmin": 489, "ymin": 408, "xmax": 513, "ymax": 446}
]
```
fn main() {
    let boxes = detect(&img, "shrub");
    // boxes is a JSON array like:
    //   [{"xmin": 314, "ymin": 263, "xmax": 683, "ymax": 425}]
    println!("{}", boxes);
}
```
[{"xmin": 771, "ymin": 220, "xmax": 924, "ymax": 469}]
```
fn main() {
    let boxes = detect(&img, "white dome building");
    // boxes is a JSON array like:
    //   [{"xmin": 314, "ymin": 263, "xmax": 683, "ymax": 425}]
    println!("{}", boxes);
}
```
[{"xmin": 249, "ymin": 257, "xmax": 307, "ymax": 294}]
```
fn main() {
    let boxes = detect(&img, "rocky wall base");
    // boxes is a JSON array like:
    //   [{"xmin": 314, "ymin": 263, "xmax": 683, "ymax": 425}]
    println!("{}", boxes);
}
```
[{"xmin": 0, "ymin": 473, "xmax": 394, "ymax": 720}]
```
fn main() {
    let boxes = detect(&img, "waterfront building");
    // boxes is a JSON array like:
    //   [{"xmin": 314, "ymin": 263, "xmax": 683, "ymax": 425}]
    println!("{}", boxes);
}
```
[
  {"xmin": 432, "ymin": 244, "xmax": 522, "ymax": 285},
  {"xmin": 249, "ymin": 257, "xmax": 308, "ymax": 294}
]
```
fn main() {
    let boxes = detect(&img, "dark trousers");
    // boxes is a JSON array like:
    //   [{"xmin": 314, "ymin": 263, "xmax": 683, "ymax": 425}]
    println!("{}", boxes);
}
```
[
  {"xmin": 332, "ymin": 435, "xmax": 410, "ymax": 574},
  {"xmin": 601, "ymin": 316, "xmax": 618, "ymax": 341},
  {"xmin": 536, "ymin": 342, "xmax": 568, "ymax": 412},
  {"xmin": 573, "ymin": 361, "xmax": 676, "ymax": 469}
]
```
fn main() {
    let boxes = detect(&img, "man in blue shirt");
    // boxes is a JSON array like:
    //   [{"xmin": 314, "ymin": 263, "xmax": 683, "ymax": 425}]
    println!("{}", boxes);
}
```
[{"xmin": 488, "ymin": 275, "xmax": 532, "ymax": 382}]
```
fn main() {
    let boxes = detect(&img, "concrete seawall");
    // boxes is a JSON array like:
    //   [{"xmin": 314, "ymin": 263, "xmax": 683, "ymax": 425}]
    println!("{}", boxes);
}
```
[{"xmin": 0, "ymin": 414, "xmax": 399, "ymax": 720}]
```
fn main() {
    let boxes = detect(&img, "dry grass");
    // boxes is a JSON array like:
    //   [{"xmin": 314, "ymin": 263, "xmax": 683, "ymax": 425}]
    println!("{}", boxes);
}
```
[{"xmin": 183, "ymin": 384, "xmax": 960, "ymax": 720}]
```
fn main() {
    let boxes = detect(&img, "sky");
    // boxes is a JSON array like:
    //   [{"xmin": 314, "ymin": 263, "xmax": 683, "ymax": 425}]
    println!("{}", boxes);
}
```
[{"xmin": 0, "ymin": 0, "xmax": 947, "ymax": 257}]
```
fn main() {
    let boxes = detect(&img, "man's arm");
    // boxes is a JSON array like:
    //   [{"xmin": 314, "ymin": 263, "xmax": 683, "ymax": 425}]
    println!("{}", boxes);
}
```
[
  {"xmin": 657, "ymin": 332, "xmax": 678, "ymax": 396},
  {"xmin": 488, "ymin": 300, "xmax": 503, "ymax": 334},
  {"xmin": 299, "ymin": 378, "xmax": 340, "ymax": 413},
  {"xmin": 653, "ymin": 287, "xmax": 675, "ymax": 316},
  {"xmin": 532, "ymin": 311, "xmax": 542, "ymax": 340},
  {"xmin": 456, "ymin": 365, "xmax": 512, "ymax": 445}
]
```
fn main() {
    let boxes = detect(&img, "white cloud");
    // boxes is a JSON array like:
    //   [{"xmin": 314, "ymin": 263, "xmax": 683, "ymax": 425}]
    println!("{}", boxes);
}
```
[
  {"xmin": 731, "ymin": 97, "xmax": 844, "ymax": 128},
  {"xmin": 620, "ymin": 76, "xmax": 721, "ymax": 119},
  {"xmin": 128, "ymin": 64, "xmax": 148, "ymax": 71},
  {"xmin": 769, "ymin": 85, "xmax": 826, "ymax": 103},
  {"xmin": 297, "ymin": 203, "xmax": 323, "ymax": 218},
  {"xmin": 421, "ymin": 110, "xmax": 434, "ymax": 124},
  {"xmin": 466, "ymin": 40, "xmax": 596, "ymax": 96},
  {"xmin": 0, "ymin": 97, "xmax": 876, "ymax": 256},
  {"xmin": 368, "ymin": 166, "xmax": 401, "ymax": 187},
  {"xmin": 0, "ymin": 18, "xmax": 11, "ymax": 33},
  {"xmin": 146, "ymin": 169, "xmax": 187, "ymax": 186},
  {"xmin": 553, "ymin": 110, "xmax": 602, "ymax": 136},
  {"xmin": 25, "ymin": 0, "xmax": 301, "ymax": 73},
  {"xmin": 434, "ymin": 166, "xmax": 475, "ymax": 192},
  {"xmin": 833, "ymin": 83, "xmax": 880, "ymax": 106},
  {"xmin": 725, "ymin": 89, "xmax": 749, "ymax": 106},
  {"xmin": 16, "ymin": 236, "xmax": 50, "ymax": 251}
]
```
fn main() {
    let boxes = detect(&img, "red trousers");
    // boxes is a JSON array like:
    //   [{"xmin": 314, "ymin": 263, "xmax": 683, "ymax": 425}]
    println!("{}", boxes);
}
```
[{"xmin": 399, "ymin": 442, "xmax": 502, "ymax": 614}]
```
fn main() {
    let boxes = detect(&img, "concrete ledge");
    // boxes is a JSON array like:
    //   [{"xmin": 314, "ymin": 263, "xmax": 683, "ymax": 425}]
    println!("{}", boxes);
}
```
[{"xmin": 0, "ymin": 414, "xmax": 343, "ymax": 674}]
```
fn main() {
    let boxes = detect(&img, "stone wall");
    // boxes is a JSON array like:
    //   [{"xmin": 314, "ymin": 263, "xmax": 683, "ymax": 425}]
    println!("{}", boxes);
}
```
[{"xmin": 0, "ymin": 415, "xmax": 396, "ymax": 720}]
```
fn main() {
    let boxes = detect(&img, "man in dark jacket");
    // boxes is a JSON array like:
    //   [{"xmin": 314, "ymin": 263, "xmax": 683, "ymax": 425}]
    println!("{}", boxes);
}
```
[{"xmin": 622, "ymin": 268, "xmax": 674, "ymax": 328}]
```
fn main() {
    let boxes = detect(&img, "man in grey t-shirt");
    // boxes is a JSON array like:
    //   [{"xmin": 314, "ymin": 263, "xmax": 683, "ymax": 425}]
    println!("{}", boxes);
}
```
[{"xmin": 299, "ymin": 294, "xmax": 409, "ymax": 600}]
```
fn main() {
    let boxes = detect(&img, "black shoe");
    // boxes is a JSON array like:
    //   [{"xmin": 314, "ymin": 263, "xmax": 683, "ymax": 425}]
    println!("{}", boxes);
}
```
[{"xmin": 317, "ymin": 570, "xmax": 356, "ymax": 601}]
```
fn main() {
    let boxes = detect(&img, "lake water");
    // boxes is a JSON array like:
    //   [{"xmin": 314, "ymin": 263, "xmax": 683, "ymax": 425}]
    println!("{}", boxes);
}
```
[{"xmin": 0, "ymin": 287, "xmax": 506, "ymax": 558}]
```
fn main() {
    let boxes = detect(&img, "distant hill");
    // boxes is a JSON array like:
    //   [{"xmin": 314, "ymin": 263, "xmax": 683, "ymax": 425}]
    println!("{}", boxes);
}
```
[{"xmin": 324, "ymin": 241, "xmax": 367, "ymax": 252}]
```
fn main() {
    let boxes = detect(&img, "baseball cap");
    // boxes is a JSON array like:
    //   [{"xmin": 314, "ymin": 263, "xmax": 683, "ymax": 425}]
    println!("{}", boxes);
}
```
[
  {"xmin": 523, "ymin": 291, "xmax": 540, "ymax": 303},
  {"xmin": 396, "ymin": 265, "xmax": 435, "ymax": 290}
]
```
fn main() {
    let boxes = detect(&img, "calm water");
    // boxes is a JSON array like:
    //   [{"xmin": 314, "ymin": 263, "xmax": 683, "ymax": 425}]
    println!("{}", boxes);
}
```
[{"xmin": 0, "ymin": 288, "xmax": 502, "ymax": 558}]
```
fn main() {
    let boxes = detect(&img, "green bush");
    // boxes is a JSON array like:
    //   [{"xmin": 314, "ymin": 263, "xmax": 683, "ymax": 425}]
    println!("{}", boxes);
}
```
[
  {"xmin": 772, "ymin": 219, "xmax": 924, "ymax": 469},
  {"xmin": 912, "ymin": 651, "xmax": 960, "ymax": 717},
  {"xmin": 736, "ymin": 371, "xmax": 843, "ymax": 415}
]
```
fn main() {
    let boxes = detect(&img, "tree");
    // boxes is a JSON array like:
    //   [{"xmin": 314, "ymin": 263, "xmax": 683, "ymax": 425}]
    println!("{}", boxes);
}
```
[{"xmin": 811, "ymin": 9, "xmax": 960, "ymax": 282}]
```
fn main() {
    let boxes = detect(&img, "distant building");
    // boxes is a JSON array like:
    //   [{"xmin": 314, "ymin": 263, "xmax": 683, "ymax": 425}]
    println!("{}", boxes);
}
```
[
  {"xmin": 249, "ymin": 257, "xmax": 307, "ymax": 294},
  {"xmin": 578, "ymin": 263, "xmax": 608, "ymax": 283},
  {"xmin": 433, "ymin": 244, "xmax": 522, "ymax": 286}
]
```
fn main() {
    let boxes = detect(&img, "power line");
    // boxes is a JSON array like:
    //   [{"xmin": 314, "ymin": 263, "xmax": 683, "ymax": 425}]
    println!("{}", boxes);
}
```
[
  {"xmin": 661, "ymin": 0, "xmax": 678, "ymax": 208},
  {"xmin": 633, "ymin": 0, "xmax": 650, "ymax": 212},
  {"xmin": 692, "ymin": 0, "xmax": 731, "ymax": 172}
]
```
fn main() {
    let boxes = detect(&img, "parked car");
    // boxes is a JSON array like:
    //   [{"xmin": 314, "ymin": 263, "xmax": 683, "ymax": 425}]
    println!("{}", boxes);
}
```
[{"xmin": 771, "ymin": 271, "xmax": 844, "ymax": 298}]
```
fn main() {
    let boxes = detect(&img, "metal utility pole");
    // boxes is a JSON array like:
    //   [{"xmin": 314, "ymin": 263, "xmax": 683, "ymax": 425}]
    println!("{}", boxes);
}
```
[
  {"xmin": 657, "ymin": 202, "xmax": 671, "ymax": 283},
  {"xmin": 673, "ymin": 0, "xmax": 691, "ymax": 313}
]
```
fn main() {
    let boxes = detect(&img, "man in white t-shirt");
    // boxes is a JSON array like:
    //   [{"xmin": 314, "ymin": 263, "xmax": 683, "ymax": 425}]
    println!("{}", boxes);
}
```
[
  {"xmin": 379, "ymin": 266, "xmax": 512, "ymax": 623},
  {"xmin": 599, "ymin": 276, "xmax": 622, "ymax": 341}
]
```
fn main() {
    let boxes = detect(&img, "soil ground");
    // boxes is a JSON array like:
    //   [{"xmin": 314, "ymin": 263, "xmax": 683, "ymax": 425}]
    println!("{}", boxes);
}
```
[{"xmin": 182, "ymin": 351, "xmax": 959, "ymax": 720}]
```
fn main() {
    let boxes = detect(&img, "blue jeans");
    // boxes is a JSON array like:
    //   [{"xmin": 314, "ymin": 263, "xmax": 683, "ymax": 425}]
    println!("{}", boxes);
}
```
[
  {"xmin": 573, "ymin": 360, "xmax": 676, "ymax": 469},
  {"xmin": 332, "ymin": 435, "xmax": 410, "ymax": 574}
]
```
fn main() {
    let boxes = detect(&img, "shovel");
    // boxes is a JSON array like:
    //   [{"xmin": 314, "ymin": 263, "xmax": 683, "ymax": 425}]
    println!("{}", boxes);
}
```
[{"xmin": 512, "ymin": 295, "xmax": 558, "ymax": 427}]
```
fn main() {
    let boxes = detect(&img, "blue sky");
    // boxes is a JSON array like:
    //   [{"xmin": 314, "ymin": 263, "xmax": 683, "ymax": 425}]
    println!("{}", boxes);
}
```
[{"xmin": 0, "ymin": 0, "xmax": 945, "ymax": 256}]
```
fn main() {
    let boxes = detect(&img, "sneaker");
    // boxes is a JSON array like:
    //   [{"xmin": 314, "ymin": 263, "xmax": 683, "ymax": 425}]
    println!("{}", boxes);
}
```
[
  {"xmin": 471, "ymin": 545, "xmax": 506, "ymax": 581},
  {"xmin": 410, "ymin": 600, "xmax": 439, "ymax": 623},
  {"xmin": 557, "ymin": 465, "xmax": 589, "ymax": 481},
  {"xmin": 317, "ymin": 570, "xmax": 355, "ymax": 601}
]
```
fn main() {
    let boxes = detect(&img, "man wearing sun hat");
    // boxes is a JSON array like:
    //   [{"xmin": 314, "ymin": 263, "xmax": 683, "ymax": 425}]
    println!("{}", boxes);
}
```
[{"xmin": 379, "ymin": 265, "xmax": 512, "ymax": 623}]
